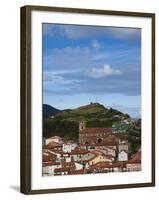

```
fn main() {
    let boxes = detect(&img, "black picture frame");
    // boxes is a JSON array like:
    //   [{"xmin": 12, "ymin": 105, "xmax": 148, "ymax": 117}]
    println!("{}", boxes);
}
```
[{"xmin": 20, "ymin": 5, "xmax": 155, "ymax": 194}]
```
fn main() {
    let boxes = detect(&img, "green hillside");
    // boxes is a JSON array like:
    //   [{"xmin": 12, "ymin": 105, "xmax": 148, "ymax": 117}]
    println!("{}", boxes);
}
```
[
  {"xmin": 55, "ymin": 103, "xmax": 128, "ymax": 122},
  {"xmin": 43, "ymin": 103, "xmax": 130, "ymax": 140}
]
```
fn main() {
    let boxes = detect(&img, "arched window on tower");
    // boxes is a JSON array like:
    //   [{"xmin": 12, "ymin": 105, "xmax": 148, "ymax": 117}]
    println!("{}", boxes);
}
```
[{"xmin": 97, "ymin": 138, "xmax": 102, "ymax": 143}]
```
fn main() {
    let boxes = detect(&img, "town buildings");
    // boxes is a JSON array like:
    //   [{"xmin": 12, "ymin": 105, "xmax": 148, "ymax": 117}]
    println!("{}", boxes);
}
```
[
  {"xmin": 126, "ymin": 149, "xmax": 141, "ymax": 172},
  {"xmin": 43, "ymin": 121, "xmax": 141, "ymax": 176}
]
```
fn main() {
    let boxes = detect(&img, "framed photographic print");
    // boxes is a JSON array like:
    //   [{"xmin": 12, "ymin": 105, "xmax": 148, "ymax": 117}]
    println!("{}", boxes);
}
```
[{"xmin": 20, "ymin": 5, "xmax": 155, "ymax": 194}]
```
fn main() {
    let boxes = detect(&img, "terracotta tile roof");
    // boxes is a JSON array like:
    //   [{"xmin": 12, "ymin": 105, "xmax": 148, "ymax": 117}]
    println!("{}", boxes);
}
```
[
  {"xmin": 70, "ymin": 148, "xmax": 89, "ymax": 155},
  {"xmin": 89, "ymin": 161, "xmax": 112, "ymax": 169},
  {"xmin": 68, "ymin": 169, "xmax": 85, "ymax": 175},
  {"xmin": 105, "ymin": 154, "xmax": 114, "ymax": 159},
  {"xmin": 43, "ymin": 156, "xmax": 56, "ymax": 162},
  {"xmin": 80, "ymin": 128, "xmax": 112, "ymax": 134},
  {"xmin": 42, "ymin": 150, "xmax": 57, "ymax": 162},
  {"xmin": 45, "ymin": 141, "xmax": 62, "ymax": 149},
  {"xmin": 47, "ymin": 149, "xmax": 63, "ymax": 154},
  {"xmin": 62, "ymin": 161, "xmax": 74, "ymax": 168},
  {"xmin": 128, "ymin": 151, "xmax": 141, "ymax": 163},
  {"xmin": 111, "ymin": 161, "xmax": 127, "ymax": 168}
]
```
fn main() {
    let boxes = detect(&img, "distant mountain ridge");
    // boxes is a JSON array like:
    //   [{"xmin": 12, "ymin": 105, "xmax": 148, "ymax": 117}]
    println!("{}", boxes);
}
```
[
  {"xmin": 43, "ymin": 104, "xmax": 61, "ymax": 118},
  {"xmin": 43, "ymin": 102, "xmax": 130, "ymax": 120}
]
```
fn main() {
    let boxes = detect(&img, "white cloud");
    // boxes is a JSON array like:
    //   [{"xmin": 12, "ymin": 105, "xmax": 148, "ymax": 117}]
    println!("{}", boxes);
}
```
[
  {"xmin": 43, "ymin": 73, "xmax": 86, "ymax": 85},
  {"xmin": 92, "ymin": 40, "xmax": 100, "ymax": 50},
  {"xmin": 44, "ymin": 69, "xmax": 81, "ymax": 75},
  {"xmin": 108, "ymin": 28, "xmax": 140, "ymax": 40},
  {"xmin": 91, "ymin": 50, "xmax": 129, "ymax": 61},
  {"xmin": 43, "ymin": 45, "xmax": 92, "ymax": 71},
  {"xmin": 43, "ymin": 74, "xmax": 64, "ymax": 83},
  {"xmin": 91, "ymin": 52, "xmax": 110, "ymax": 61},
  {"xmin": 89, "ymin": 64, "xmax": 122, "ymax": 78}
]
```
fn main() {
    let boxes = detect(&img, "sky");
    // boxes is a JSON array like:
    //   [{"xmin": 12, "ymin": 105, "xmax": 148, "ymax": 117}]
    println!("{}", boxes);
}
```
[{"xmin": 42, "ymin": 23, "xmax": 141, "ymax": 118}]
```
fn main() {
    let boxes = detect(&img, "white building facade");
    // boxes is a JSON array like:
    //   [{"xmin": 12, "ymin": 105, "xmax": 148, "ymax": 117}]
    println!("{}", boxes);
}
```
[{"xmin": 118, "ymin": 150, "xmax": 128, "ymax": 161}]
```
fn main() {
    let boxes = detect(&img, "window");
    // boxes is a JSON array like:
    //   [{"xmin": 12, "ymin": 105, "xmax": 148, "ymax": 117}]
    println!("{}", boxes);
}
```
[{"xmin": 97, "ymin": 138, "xmax": 102, "ymax": 143}]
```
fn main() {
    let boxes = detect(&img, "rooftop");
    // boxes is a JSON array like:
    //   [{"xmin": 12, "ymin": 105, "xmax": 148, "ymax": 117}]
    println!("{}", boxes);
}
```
[
  {"xmin": 45, "ymin": 141, "xmax": 62, "ymax": 149},
  {"xmin": 80, "ymin": 127, "xmax": 112, "ymax": 134},
  {"xmin": 128, "ymin": 151, "xmax": 141, "ymax": 163}
]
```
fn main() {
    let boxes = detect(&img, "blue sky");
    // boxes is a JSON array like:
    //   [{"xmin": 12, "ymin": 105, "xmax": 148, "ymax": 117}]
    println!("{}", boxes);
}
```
[{"xmin": 42, "ymin": 23, "xmax": 141, "ymax": 118}]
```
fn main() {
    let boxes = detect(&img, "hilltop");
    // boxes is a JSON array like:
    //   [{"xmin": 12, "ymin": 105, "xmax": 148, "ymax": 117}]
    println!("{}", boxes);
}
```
[{"xmin": 55, "ymin": 102, "xmax": 129, "ymax": 122}]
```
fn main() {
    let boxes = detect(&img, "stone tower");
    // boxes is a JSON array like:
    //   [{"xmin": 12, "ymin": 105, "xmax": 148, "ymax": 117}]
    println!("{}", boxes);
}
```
[
  {"xmin": 79, "ymin": 121, "xmax": 86, "ymax": 132},
  {"xmin": 79, "ymin": 121, "xmax": 86, "ymax": 144}
]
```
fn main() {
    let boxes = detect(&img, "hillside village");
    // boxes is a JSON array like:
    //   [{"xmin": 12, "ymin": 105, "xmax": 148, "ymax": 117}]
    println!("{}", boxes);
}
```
[{"xmin": 43, "ymin": 103, "xmax": 141, "ymax": 176}]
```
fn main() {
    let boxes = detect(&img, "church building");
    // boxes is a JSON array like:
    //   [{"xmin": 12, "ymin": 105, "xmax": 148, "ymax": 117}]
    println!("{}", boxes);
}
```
[{"xmin": 79, "ymin": 121, "xmax": 117, "ymax": 147}]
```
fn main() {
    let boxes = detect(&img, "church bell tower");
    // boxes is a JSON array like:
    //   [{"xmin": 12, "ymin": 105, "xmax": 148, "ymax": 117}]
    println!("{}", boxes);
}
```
[
  {"xmin": 79, "ymin": 121, "xmax": 86, "ymax": 144},
  {"xmin": 79, "ymin": 121, "xmax": 86, "ymax": 132}
]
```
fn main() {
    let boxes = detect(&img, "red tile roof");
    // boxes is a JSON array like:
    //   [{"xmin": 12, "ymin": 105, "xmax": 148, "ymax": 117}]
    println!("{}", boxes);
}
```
[
  {"xmin": 128, "ymin": 151, "xmax": 141, "ymax": 163},
  {"xmin": 105, "ymin": 154, "xmax": 114, "ymax": 159},
  {"xmin": 70, "ymin": 148, "xmax": 89, "ymax": 155},
  {"xmin": 80, "ymin": 128, "xmax": 112, "ymax": 134},
  {"xmin": 42, "ymin": 150, "xmax": 57, "ymax": 162},
  {"xmin": 89, "ymin": 161, "xmax": 112, "ymax": 169},
  {"xmin": 111, "ymin": 161, "xmax": 127, "ymax": 168},
  {"xmin": 47, "ymin": 149, "xmax": 63, "ymax": 154},
  {"xmin": 68, "ymin": 169, "xmax": 85, "ymax": 175}
]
